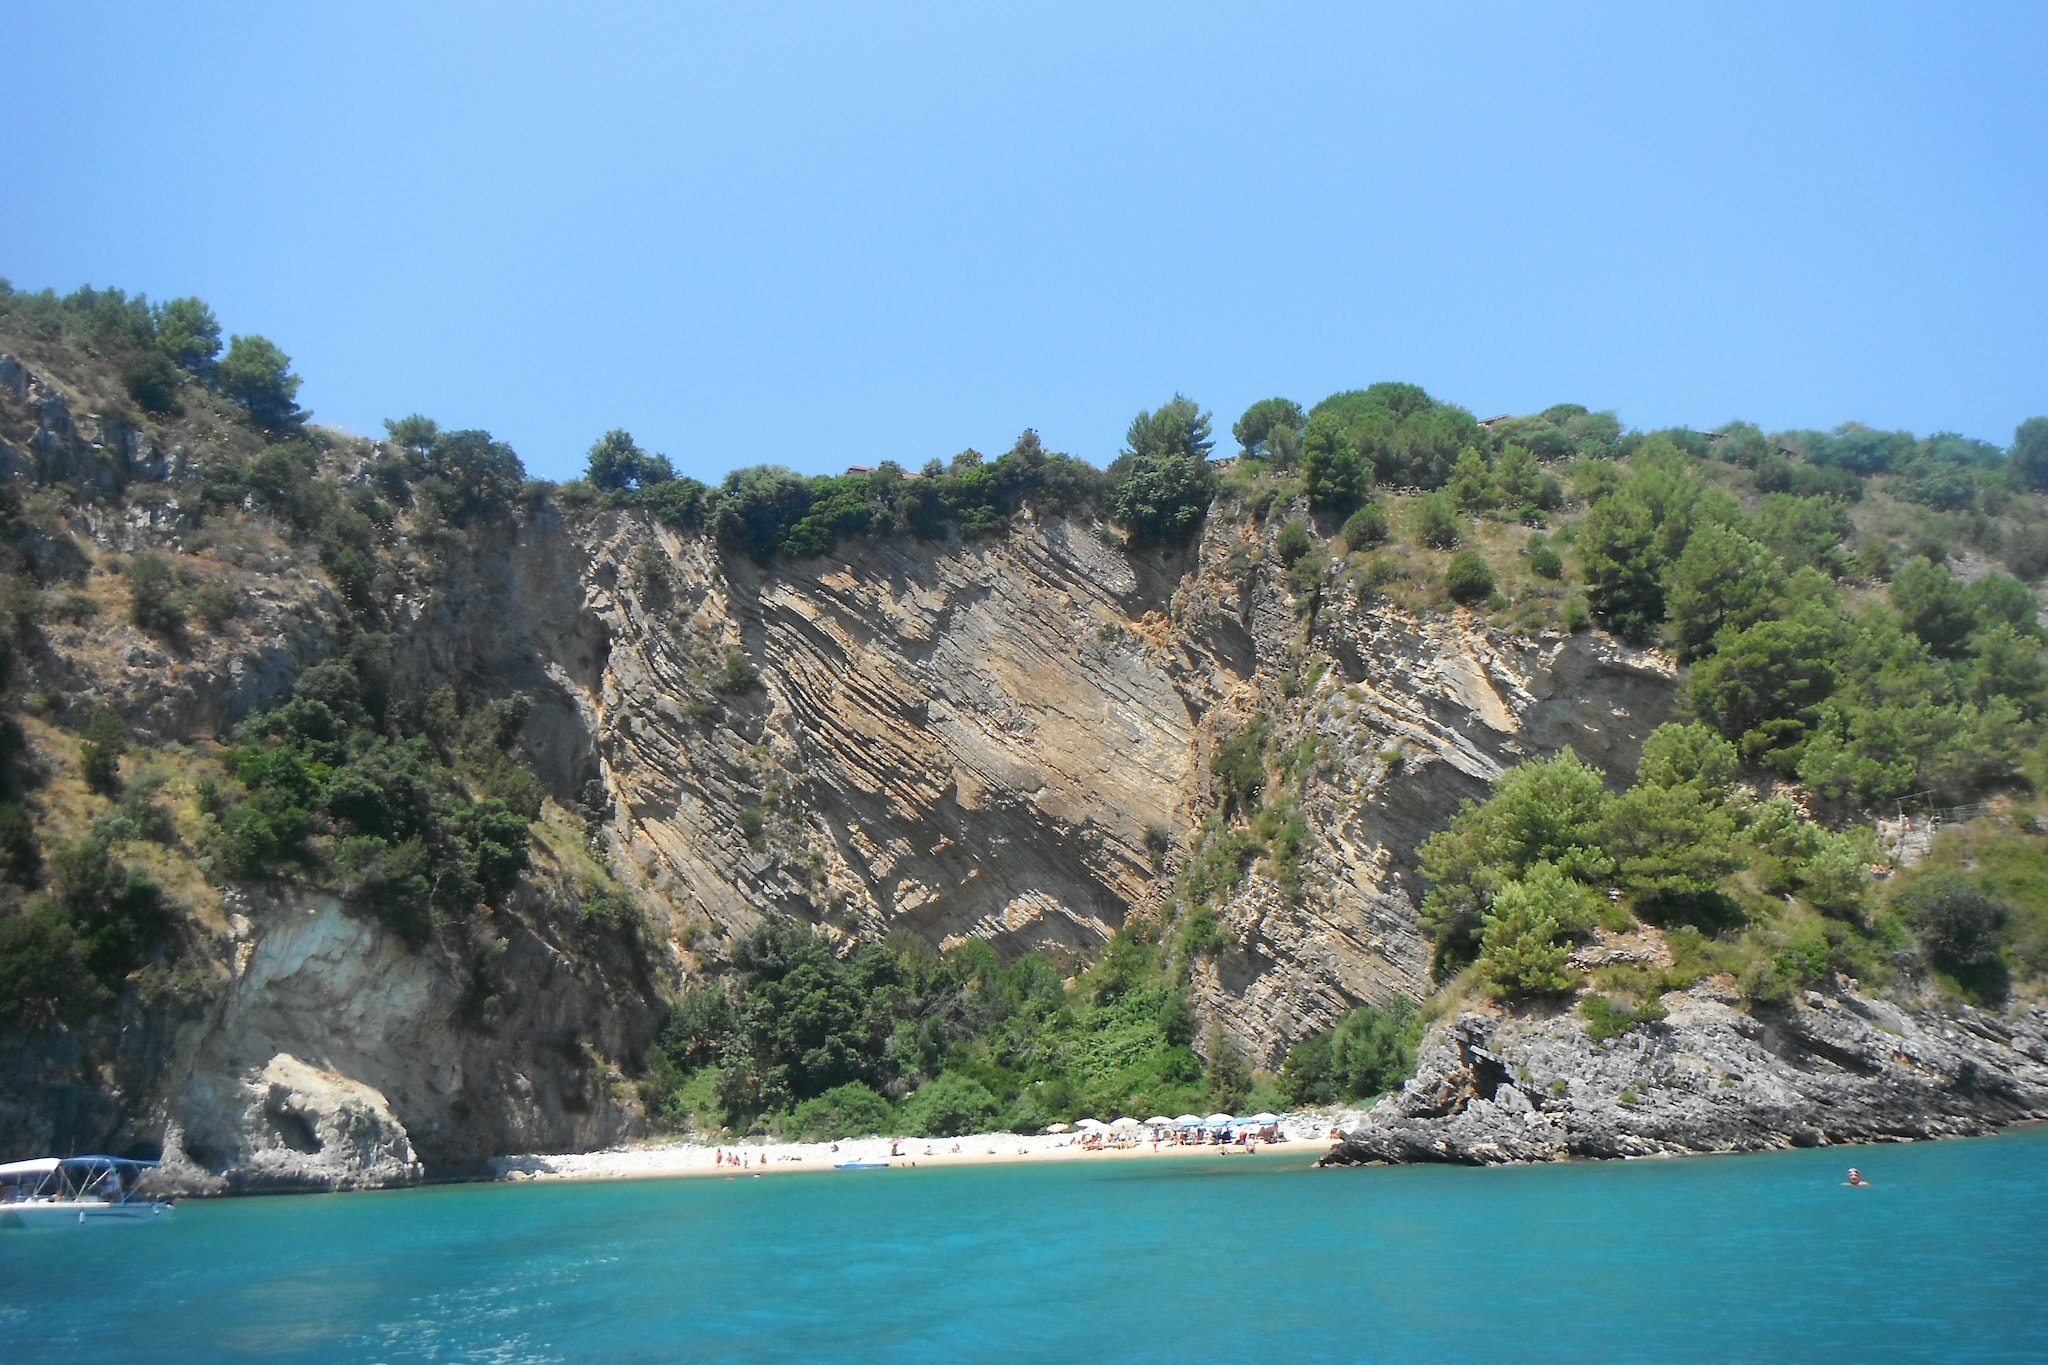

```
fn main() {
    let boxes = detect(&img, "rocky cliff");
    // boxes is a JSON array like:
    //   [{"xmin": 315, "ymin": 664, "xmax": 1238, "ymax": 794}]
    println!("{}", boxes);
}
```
[
  {"xmin": 565, "ymin": 503, "xmax": 1676, "ymax": 1071},
  {"xmin": 1319, "ymin": 975, "xmax": 2048, "ymax": 1167}
]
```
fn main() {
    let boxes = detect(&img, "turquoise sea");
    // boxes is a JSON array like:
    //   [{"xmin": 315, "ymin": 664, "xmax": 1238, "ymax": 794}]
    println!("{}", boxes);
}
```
[{"xmin": 3, "ymin": 1127, "xmax": 2044, "ymax": 1363}]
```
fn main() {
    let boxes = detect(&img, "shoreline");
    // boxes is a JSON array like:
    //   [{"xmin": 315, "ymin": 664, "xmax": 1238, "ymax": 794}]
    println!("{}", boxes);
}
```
[
  {"xmin": 491, "ymin": 1108, "xmax": 2048, "ymax": 1189},
  {"xmin": 491, "ymin": 1115, "xmax": 1355, "ymax": 1185}
]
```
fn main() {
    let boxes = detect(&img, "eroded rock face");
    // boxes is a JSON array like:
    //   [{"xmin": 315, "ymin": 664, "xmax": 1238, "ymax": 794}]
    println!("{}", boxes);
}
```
[
  {"xmin": 154, "ymin": 1054, "xmax": 422, "ymax": 1195},
  {"xmin": 1319, "ymin": 988, "xmax": 2048, "ymax": 1168},
  {"xmin": 565, "ymin": 508, "xmax": 1677, "ymax": 1069},
  {"xmin": 135, "ymin": 890, "xmax": 656, "ymax": 1193}
]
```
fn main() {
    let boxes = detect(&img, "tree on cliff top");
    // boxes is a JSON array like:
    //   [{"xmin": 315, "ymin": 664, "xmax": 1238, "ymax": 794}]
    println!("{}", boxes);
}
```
[
  {"xmin": 1232, "ymin": 397, "xmax": 1304, "ymax": 457},
  {"xmin": 1107, "ymin": 394, "xmax": 1215, "ymax": 545},
  {"xmin": 585, "ymin": 429, "xmax": 677, "ymax": 492},
  {"xmin": 215, "ymin": 334, "xmax": 304, "ymax": 430}
]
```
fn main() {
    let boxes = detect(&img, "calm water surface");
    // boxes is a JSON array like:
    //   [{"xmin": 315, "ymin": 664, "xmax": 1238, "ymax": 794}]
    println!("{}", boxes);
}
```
[{"xmin": 3, "ymin": 1127, "xmax": 2044, "ymax": 1362}]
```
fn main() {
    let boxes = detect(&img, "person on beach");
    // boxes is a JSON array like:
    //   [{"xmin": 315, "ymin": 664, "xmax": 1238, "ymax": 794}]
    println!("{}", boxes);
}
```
[{"xmin": 1846, "ymin": 1168, "xmax": 1870, "ymax": 1186}]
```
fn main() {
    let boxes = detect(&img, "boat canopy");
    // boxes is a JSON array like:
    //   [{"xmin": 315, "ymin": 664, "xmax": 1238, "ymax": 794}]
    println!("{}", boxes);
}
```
[
  {"xmin": 59, "ymin": 1157, "xmax": 158, "ymax": 1172},
  {"xmin": 0, "ymin": 1156, "xmax": 157, "ymax": 1183}
]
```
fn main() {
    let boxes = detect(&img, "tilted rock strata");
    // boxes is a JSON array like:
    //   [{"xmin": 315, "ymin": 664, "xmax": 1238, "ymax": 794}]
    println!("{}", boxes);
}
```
[
  {"xmin": 1319, "ymin": 988, "xmax": 2048, "ymax": 1168},
  {"xmin": 577, "ymin": 509, "xmax": 1677, "ymax": 1067}
]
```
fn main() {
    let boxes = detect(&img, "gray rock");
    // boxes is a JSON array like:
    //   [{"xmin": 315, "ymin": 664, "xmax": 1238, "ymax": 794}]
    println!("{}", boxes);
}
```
[{"xmin": 1319, "ymin": 990, "xmax": 2048, "ymax": 1169}]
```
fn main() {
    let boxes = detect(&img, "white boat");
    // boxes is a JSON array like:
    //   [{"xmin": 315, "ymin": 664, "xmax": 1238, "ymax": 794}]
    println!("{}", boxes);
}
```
[{"xmin": 0, "ymin": 1156, "xmax": 174, "ymax": 1227}]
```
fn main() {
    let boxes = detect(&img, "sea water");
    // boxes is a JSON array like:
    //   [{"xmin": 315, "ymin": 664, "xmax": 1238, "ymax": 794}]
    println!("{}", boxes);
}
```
[{"xmin": 3, "ymin": 1127, "xmax": 2044, "ymax": 1363}]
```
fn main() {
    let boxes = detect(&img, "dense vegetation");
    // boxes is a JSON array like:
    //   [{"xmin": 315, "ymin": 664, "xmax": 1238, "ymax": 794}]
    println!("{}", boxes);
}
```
[
  {"xmin": 1390, "ymin": 412, "xmax": 2048, "ymax": 1021},
  {"xmin": 0, "ymin": 280, "xmax": 632, "ymax": 1041},
  {"xmin": 5, "ymin": 275, "xmax": 2048, "ymax": 1145}
]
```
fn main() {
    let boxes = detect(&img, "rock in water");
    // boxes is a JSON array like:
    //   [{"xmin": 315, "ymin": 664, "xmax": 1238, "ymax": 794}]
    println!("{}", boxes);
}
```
[{"xmin": 1319, "ymin": 990, "xmax": 2048, "ymax": 1168}]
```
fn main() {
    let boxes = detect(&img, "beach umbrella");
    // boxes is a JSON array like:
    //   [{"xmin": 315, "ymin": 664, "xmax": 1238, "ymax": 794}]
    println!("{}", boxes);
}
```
[
  {"xmin": 1075, "ymin": 1118, "xmax": 1107, "ymax": 1130},
  {"xmin": 1204, "ymin": 1113, "xmax": 1233, "ymax": 1125},
  {"xmin": 1045, "ymin": 1123, "xmax": 1071, "ymax": 1133},
  {"xmin": 1110, "ymin": 1117, "xmax": 1140, "ymax": 1130},
  {"xmin": 1145, "ymin": 1116, "xmax": 1174, "ymax": 1126},
  {"xmin": 1250, "ymin": 1112, "xmax": 1279, "ymax": 1124},
  {"xmin": 1174, "ymin": 1114, "xmax": 1203, "ymax": 1126}
]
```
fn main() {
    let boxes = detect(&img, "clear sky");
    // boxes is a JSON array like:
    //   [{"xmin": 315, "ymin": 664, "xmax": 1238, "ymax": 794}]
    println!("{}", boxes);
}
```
[{"xmin": 4, "ymin": 3, "xmax": 2043, "ymax": 484}]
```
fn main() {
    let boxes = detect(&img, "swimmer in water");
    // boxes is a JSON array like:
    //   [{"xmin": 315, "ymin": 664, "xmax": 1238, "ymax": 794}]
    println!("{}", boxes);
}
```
[{"xmin": 1846, "ymin": 1167, "xmax": 1870, "ymax": 1186}]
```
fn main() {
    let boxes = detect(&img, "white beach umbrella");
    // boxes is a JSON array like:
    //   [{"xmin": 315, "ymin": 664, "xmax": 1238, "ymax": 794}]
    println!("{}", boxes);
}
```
[
  {"xmin": 1173, "ymin": 1114, "xmax": 1202, "ymax": 1126},
  {"xmin": 1250, "ymin": 1112, "xmax": 1279, "ymax": 1124},
  {"xmin": 1044, "ymin": 1122, "xmax": 1071, "ymax": 1133},
  {"xmin": 1204, "ymin": 1113, "xmax": 1233, "ymax": 1125},
  {"xmin": 1110, "ymin": 1117, "xmax": 1141, "ymax": 1130},
  {"xmin": 1075, "ymin": 1118, "xmax": 1107, "ymax": 1130},
  {"xmin": 1145, "ymin": 1116, "xmax": 1174, "ymax": 1126}
]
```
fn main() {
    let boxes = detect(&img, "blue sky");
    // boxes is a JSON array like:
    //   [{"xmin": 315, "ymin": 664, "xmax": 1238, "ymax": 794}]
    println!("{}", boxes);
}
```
[{"xmin": 3, "ymin": 3, "xmax": 2043, "ymax": 484}]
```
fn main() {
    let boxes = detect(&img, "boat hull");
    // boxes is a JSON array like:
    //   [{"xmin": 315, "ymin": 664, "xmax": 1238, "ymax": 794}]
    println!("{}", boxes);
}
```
[{"xmin": 0, "ymin": 1200, "xmax": 174, "ymax": 1228}]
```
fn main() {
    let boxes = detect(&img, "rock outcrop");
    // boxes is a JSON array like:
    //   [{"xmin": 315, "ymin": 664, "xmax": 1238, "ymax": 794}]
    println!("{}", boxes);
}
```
[
  {"xmin": 1319, "ymin": 984, "xmax": 2048, "ymax": 1167},
  {"xmin": 562, "ymin": 507, "xmax": 1677, "ymax": 1068}
]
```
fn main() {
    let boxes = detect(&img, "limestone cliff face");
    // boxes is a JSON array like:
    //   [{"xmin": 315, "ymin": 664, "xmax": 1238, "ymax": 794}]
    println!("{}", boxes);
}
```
[
  {"xmin": 550, "ymin": 506, "xmax": 1675, "ymax": 1069},
  {"xmin": 145, "ymin": 884, "xmax": 656, "ymax": 1192}
]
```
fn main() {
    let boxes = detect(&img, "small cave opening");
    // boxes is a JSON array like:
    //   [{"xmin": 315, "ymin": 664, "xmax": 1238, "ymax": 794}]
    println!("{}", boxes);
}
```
[
  {"xmin": 266, "ymin": 1105, "xmax": 324, "ymax": 1155},
  {"xmin": 1457, "ymin": 1039, "xmax": 1515, "ymax": 1112}
]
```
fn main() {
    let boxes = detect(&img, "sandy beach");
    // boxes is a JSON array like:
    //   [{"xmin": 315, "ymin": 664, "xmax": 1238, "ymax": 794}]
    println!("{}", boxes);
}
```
[{"xmin": 490, "ymin": 1112, "xmax": 1365, "ymax": 1184}]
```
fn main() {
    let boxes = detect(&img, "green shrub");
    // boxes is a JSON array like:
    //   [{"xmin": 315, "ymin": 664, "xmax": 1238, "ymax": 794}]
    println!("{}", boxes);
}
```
[
  {"xmin": 118, "ymin": 786, "xmax": 178, "ymax": 845},
  {"xmin": 716, "ymin": 647, "xmax": 762, "ymax": 695},
  {"xmin": 1409, "ymin": 491, "xmax": 1462, "ymax": 550},
  {"xmin": 1580, "ymin": 992, "xmax": 1667, "ymax": 1040},
  {"xmin": 1280, "ymin": 999, "xmax": 1421, "ymax": 1105},
  {"xmin": 1444, "ymin": 551, "xmax": 1494, "ymax": 605},
  {"xmin": 1528, "ymin": 542, "xmax": 1563, "ymax": 580},
  {"xmin": 1339, "ymin": 502, "xmax": 1388, "ymax": 552},
  {"xmin": 787, "ymin": 1082, "xmax": 896, "ymax": 1141},
  {"xmin": 0, "ymin": 801, "xmax": 40, "ymax": 883},
  {"xmin": 191, "ymin": 581, "xmax": 241, "ymax": 629},
  {"xmin": 0, "ymin": 904, "xmax": 104, "ymax": 1029},
  {"xmin": 1892, "ymin": 875, "xmax": 2007, "ymax": 982},
  {"xmin": 124, "ymin": 555, "xmax": 185, "ymax": 634},
  {"xmin": 1179, "ymin": 904, "xmax": 1230, "ymax": 954},
  {"xmin": 1142, "ymin": 824, "xmax": 1170, "ymax": 871},
  {"xmin": 79, "ymin": 709, "xmax": 126, "ymax": 795},
  {"xmin": 902, "ymin": 1073, "xmax": 1002, "ymax": 1138},
  {"xmin": 577, "ymin": 883, "xmax": 638, "ymax": 931},
  {"xmin": 44, "ymin": 833, "xmax": 168, "ymax": 988},
  {"xmin": 1477, "ymin": 893, "xmax": 1574, "ymax": 997},
  {"xmin": 49, "ymin": 592, "xmax": 99, "ymax": 625},
  {"xmin": 1274, "ymin": 521, "xmax": 1312, "ymax": 566},
  {"xmin": 1209, "ymin": 717, "xmax": 1269, "ymax": 815}
]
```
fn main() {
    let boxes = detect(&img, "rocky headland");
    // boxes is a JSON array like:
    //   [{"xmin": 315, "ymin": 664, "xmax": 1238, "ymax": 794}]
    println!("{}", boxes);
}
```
[{"xmin": 1322, "ymin": 982, "xmax": 2048, "ymax": 1168}]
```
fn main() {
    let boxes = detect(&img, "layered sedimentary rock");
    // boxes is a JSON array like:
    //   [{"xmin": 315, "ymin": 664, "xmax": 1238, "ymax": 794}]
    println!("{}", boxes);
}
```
[
  {"xmin": 569, "ymin": 508, "xmax": 1676, "ymax": 1069},
  {"xmin": 1319, "ymin": 984, "xmax": 2048, "ymax": 1167}
]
